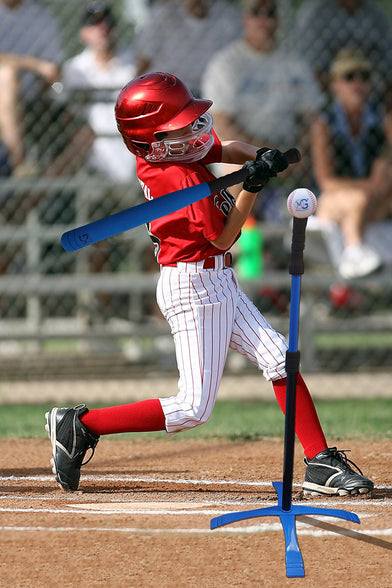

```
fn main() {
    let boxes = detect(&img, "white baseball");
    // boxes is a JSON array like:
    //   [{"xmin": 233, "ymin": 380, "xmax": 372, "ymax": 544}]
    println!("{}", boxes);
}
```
[{"xmin": 287, "ymin": 188, "xmax": 317, "ymax": 218}]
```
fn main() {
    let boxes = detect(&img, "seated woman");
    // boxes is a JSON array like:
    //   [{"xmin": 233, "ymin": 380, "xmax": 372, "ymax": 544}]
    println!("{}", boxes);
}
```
[{"xmin": 311, "ymin": 48, "xmax": 392, "ymax": 279}]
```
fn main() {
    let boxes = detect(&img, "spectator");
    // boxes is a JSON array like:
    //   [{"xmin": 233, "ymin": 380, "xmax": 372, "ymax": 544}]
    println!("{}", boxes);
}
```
[
  {"xmin": 0, "ymin": 0, "xmax": 93, "ymax": 221},
  {"xmin": 0, "ymin": 0, "xmax": 63, "ymax": 175},
  {"xmin": 134, "ymin": 0, "xmax": 242, "ymax": 97},
  {"xmin": 0, "ymin": 72, "xmax": 94, "ymax": 267},
  {"xmin": 61, "ymin": 1, "xmax": 137, "ymax": 184},
  {"xmin": 201, "ymin": 0, "xmax": 323, "ymax": 221},
  {"xmin": 0, "ymin": 65, "xmax": 15, "ymax": 177},
  {"xmin": 61, "ymin": 2, "xmax": 142, "ymax": 317},
  {"xmin": 311, "ymin": 48, "xmax": 392, "ymax": 279},
  {"xmin": 290, "ymin": 0, "xmax": 392, "ymax": 108},
  {"xmin": 0, "ymin": 0, "xmax": 94, "ymax": 275}
]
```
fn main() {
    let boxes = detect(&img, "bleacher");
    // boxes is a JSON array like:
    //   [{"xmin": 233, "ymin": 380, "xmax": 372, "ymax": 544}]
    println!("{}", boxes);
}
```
[
  {"xmin": 1, "ymin": 176, "xmax": 391, "ymax": 376},
  {"xmin": 1, "ymin": 0, "xmax": 392, "ymax": 381}
]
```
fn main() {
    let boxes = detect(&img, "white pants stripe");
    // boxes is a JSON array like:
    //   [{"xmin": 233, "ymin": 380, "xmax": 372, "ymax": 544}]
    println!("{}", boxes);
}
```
[{"xmin": 156, "ymin": 262, "xmax": 288, "ymax": 435}]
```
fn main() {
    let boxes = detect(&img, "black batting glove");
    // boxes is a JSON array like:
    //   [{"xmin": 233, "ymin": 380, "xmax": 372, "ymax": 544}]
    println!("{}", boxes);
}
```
[
  {"xmin": 242, "ymin": 148, "xmax": 290, "ymax": 193},
  {"xmin": 255, "ymin": 147, "xmax": 270, "ymax": 160},
  {"xmin": 257, "ymin": 148, "xmax": 289, "ymax": 174},
  {"xmin": 242, "ymin": 159, "xmax": 271, "ymax": 193}
]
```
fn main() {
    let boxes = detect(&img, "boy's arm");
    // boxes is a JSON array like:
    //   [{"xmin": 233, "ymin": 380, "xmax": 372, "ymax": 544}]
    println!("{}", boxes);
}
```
[
  {"xmin": 210, "ymin": 188, "xmax": 257, "ymax": 251},
  {"xmin": 220, "ymin": 140, "xmax": 260, "ymax": 165},
  {"xmin": 211, "ymin": 149, "xmax": 290, "ymax": 251}
]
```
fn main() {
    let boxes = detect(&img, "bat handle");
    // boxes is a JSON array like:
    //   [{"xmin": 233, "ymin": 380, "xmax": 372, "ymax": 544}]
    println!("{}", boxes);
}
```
[
  {"xmin": 208, "ymin": 148, "xmax": 301, "ymax": 194},
  {"xmin": 284, "ymin": 147, "xmax": 301, "ymax": 165}
]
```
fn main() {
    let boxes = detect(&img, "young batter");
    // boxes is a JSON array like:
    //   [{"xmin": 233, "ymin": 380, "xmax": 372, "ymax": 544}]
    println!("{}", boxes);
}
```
[{"xmin": 46, "ymin": 72, "xmax": 373, "ymax": 497}]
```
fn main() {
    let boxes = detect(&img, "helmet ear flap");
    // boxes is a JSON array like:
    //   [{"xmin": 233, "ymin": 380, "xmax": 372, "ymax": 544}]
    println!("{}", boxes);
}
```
[{"xmin": 119, "ymin": 134, "xmax": 149, "ymax": 157}]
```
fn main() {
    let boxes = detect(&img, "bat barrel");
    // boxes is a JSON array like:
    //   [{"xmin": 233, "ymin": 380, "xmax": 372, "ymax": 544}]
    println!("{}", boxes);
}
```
[
  {"xmin": 60, "ymin": 147, "xmax": 301, "ymax": 252},
  {"xmin": 61, "ymin": 182, "xmax": 212, "ymax": 252}
]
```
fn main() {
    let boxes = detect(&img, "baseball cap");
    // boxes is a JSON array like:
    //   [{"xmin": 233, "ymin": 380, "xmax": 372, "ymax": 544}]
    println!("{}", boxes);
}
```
[
  {"xmin": 82, "ymin": 1, "xmax": 116, "ymax": 28},
  {"xmin": 330, "ymin": 49, "xmax": 371, "ymax": 79}
]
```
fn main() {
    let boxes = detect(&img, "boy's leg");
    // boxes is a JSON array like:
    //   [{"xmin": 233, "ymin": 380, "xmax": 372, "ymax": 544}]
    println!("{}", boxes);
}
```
[
  {"xmin": 46, "ymin": 399, "xmax": 166, "ymax": 492},
  {"xmin": 157, "ymin": 266, "xmax": 237, "ymax": 435},
  {"xmin": 272, "ymin": 374, "xmax": 327, "ymax": 459},
  {"xmin": 229, "ymin": 290, "xmax": 327, "ymax": 456},
  {"xmin": 230, "ymin": 288, "xmax": 373, "ymax": 495},
  {"xmin": 46, "ymin": 265, "xmax": 238, "ymax": 490},
  {"xmin": 80, "ymin": 399, "xmax": 165, "ymax": 435}
]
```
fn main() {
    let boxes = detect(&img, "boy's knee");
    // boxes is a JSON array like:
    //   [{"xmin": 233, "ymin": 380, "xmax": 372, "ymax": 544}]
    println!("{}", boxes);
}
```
[
  {"xmin": 263, "ymin": 357, "xmax": 287, "ymax": 381},
  {"xmin": 165, "ymin": 406, "xmax": 212, "ymax": 435},
  {"xmin": 180, "ymin": 412, "xmax": 210, "ymax": 431}
]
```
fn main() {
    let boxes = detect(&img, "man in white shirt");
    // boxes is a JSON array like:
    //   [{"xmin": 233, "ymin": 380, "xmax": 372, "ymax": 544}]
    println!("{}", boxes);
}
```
[{"xmin": 62, "ymin": 1, "xmax": 136, "ymax": 183}]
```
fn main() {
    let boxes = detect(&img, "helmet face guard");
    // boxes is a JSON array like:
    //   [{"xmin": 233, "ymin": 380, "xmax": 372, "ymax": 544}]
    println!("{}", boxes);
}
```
[
  {"xmin": 148, "ymin": 113, "xmax": 214, "ymax": 162},
  {"xmin": 115, "ymin": 72, "xmax": 214, "ymax": 162}
]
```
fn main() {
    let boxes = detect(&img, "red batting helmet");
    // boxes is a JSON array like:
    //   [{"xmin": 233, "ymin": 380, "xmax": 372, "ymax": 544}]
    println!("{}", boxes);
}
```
[{"xmin": 115, "ymin": 72, "xmax": 214, "ymax": 162}]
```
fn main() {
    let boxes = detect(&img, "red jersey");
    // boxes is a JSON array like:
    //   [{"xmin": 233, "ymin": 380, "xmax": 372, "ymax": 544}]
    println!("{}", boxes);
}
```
[{"xmin": 136, "ymin": 131, "xmax": 237, "ymax": 265}]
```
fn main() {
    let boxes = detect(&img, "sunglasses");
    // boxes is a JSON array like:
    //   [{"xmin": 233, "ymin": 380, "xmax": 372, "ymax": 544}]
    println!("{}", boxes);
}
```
[
  {"xmin": 342, "ymin": 70, "xmax": 371, "ymax": 82},
  {"xmin": 250, "ymin": 6, "xmax": 277, "ymax": 18}
]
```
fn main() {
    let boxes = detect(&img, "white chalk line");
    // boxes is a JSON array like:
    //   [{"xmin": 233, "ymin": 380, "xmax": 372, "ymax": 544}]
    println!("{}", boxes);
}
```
[
  {"xmin": 0, "ymin": 506, "xmax": 230, "ymax": 515},
  {"xmin": 0, "ymin": 506, "xmax": 379, "ymax": 522},
  {"xmin": 1, "ymin": 474, "xmax": 274, "ymax": 486},
  {"xmin": 0, "ymin": 496, "xmax": 391, "ymax": 510},
  {"xmin": 2, "ymin": 473, "xmax": 392, "ymax": 492},
  {"xmin": 1, "ymin": 524, "xmax": 392, "ymax": 539},
  {"xmin": 1, "ymin": 495, "xmax": 391, "ymax": 509}
]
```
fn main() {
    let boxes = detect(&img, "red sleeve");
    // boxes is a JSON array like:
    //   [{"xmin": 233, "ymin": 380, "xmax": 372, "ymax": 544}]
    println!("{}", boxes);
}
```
[{"xmin": 200, "ymin": 128, "xmax": 222, "ymax": 165}]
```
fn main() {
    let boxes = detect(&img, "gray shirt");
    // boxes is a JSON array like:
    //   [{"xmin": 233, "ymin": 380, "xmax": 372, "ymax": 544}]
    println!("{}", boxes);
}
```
[{"xmin": 202, "ymin": 40, "xmax": 324, "ymax": 149}]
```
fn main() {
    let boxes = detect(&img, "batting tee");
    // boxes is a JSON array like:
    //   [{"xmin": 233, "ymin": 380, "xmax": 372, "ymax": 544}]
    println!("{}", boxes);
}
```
[{"xmin": 210, "ymin": 217, "xmax": 360, "ymax": 578}]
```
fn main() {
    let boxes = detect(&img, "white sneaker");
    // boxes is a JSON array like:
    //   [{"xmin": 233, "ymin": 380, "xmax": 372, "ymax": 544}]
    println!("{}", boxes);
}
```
[{"xmin": 339, "ymin": 243, "xmax": 381, "ymax": 279}]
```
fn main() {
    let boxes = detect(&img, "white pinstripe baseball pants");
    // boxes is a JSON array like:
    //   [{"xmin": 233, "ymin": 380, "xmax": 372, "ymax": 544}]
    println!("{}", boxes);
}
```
[{"xmin": 156, "ymin": 256, "xmax": 288, "ymax": 435}]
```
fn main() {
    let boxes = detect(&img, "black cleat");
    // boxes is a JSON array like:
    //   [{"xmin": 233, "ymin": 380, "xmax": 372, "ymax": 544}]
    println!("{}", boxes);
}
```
[
  {"xmin": 45, "ymin": 404, "xmax": 99, "ymax": 491},
  {"xmin": 303, "ymin": 447, "xmax": 374, "ymax": 496}
]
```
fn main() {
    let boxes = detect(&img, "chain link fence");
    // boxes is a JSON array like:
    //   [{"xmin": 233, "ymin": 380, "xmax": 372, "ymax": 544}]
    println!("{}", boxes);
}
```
[{"xmin": 0, "ymin": 0, "xmax": 391, "ymax": 383}]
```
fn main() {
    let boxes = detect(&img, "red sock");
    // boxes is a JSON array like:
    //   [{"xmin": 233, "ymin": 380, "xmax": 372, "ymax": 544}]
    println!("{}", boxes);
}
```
[
  {"xmin": 79, "ymin": 399, "xmax": 166, "ymax": 436},
  {"xmin": 272, "ymin": 374, "xmax": 327, "ymax": 459}
]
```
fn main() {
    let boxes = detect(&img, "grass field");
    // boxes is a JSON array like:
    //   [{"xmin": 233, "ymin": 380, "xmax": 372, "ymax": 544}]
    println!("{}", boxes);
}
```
[{"xmin": 1, "ymin": 397, "xmax": 391, "ymax": 440}]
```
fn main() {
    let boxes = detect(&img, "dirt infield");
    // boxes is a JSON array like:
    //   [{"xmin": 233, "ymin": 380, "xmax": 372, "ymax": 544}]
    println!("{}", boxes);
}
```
[{"xmin": 0, "ymin": 437, "xmax": 391, "ymax": 587}]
